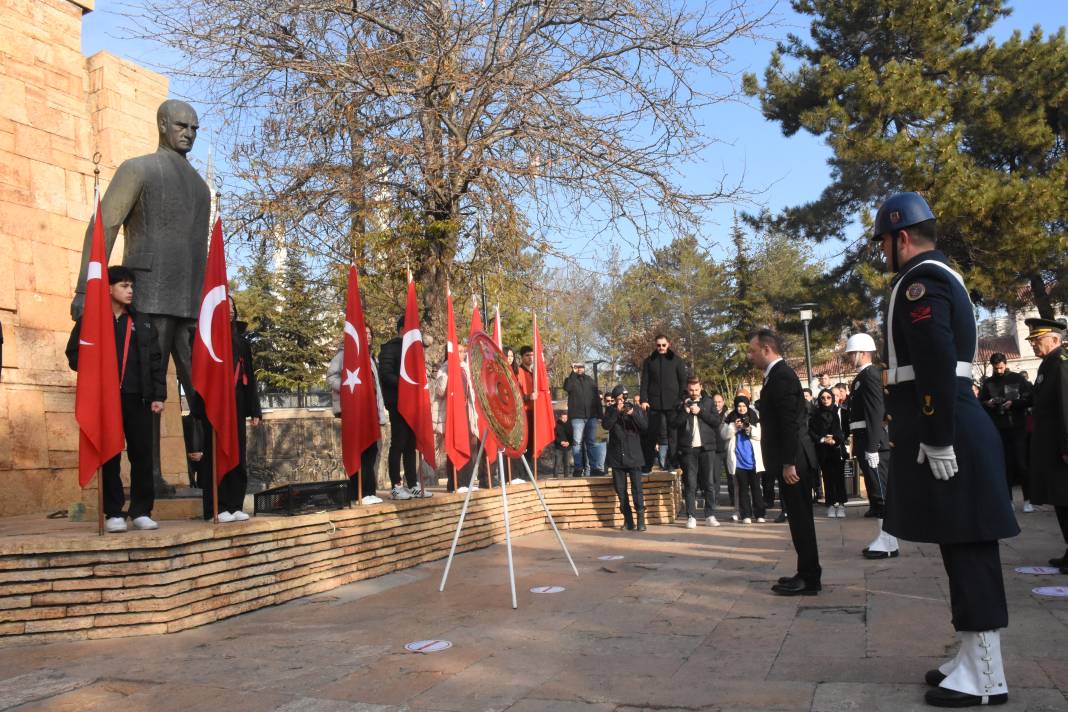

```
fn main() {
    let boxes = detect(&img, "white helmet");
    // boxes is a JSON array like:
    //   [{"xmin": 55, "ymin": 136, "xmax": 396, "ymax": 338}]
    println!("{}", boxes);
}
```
[{"xmin": 844, "ymin": 332, "xmax": 877, "ymax": 353}]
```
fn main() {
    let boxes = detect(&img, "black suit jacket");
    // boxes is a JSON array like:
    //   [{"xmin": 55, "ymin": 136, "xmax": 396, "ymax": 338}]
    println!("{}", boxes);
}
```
[{"xmin": 759, "ymin": 360, "xmax": 817, "ymax": 475}]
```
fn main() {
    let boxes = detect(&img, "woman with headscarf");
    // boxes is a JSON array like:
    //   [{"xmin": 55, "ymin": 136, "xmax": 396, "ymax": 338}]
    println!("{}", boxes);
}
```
[
  {"xmin": 809, "ymin": 388, "xmax": 847, "ymax": 518},
  {"xmin": 719, "ymin": 395, "xmax": 765, "ymax": 524}
]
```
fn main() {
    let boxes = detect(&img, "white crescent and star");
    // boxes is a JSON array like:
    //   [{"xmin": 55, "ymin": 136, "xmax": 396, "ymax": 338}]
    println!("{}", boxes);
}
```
[
  {"xmin": 197, "ymin": 284, "xmax": 228, "ymax": 363},
  {"xmin": 400, "ymin": 328, "xmax": 423, "ymax": 385},
  {"xmin": 79, "ymin": 260, "xmax": 104, "ymax": 347}
]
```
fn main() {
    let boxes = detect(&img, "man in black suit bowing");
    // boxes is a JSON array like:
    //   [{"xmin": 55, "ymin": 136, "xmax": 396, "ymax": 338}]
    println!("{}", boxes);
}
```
[{"xmin": 748, "ymin": 329, "xmax": 822, "ymax": 596}]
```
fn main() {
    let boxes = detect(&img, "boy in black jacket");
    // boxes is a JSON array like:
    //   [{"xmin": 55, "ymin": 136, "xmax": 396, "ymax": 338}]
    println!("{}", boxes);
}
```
[
  {"xmin": 551, "ymin": 412, "xmax": 572, "ymax": 476},
  {"xmin": 66, "ymin": 266, "xmax": 166, "ymax": 533}
]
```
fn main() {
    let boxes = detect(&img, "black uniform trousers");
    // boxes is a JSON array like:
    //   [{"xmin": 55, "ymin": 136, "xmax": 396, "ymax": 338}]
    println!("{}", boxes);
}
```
[
  {"xmin": 771, "ymin": 459, "xmax": 821, "ymax": 585},
  {"xmin": 102, "ymin": 393, "xmax": 154, "ymax": 519},
  {"xmin": 996, "ymin": 426, "xmax": 1029, "ymax": 500},
  {"xmin": 735, "ymin": 468, "xmax": 764, "ymax": 519},
  {"xmin": 387, "ymin": 408, "xmax": 418, "ymax": 489},
  {"xmin": 858, "ymin": 449, "xmax": 889, "ymax": 515},
  {"xmin": 613, "ymin": 467, "xmax": 644, "ymax": 514},
  {"xmin": 199, "ymin": 417, "xmax": 250, "ymax": 519},
  {"xmin": 681, "ymin": 448, "xmax": 716, "ymax": 518},
  {"xmin": 1056, "ymin": 506, "xmax": 1068, "ymax": 549},
  {"xmin": 711, "ymin": 449, "xmax": 733, "ymax": 505},
  {"xmin": 348, "ymin": 441, "xmax": 379, "ymax": 501},
  {"xmin": 817, "ymin": 445, "xmax": 847, "ymax": 506},
  {"xmin": 940, "ymin": 541, "xmax": 1008, "ymax": 631}
]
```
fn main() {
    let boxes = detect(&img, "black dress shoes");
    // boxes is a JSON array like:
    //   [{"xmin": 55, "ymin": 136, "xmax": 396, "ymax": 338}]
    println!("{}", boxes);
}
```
[
  {"xmin": 863, "ymin": 509, "xmax": 878, "ymax": 518},
  {"xmin": 925, "ymin": 669, "xmax": 947, "ymax": 687},
  {"xmin": 924, "ymin": 687, "xmax": 1007, "ymax": 707},
  {"xmin": 862, "ymin": 548, "xmax": 899, "ymax": 560},
  {"xmin": 1049, "ymin": 550, "xmax": 1068, "ymax": 567},
  {"xmin": 771, "ymin": 578, "xmax": 820, "ymax": 596},
  {"xmin": 774, "ymin": 512, "xmax": 787, "ymax": 523},
  {"xmin": 777, "ymin": 574, "xmax": 801, "ymax": 585}
]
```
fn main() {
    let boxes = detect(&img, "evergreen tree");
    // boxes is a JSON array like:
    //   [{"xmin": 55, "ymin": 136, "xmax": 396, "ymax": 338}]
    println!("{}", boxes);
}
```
[{"xmin": 744, "ymin": 0, "xmax": 1068, "ymax": 316}]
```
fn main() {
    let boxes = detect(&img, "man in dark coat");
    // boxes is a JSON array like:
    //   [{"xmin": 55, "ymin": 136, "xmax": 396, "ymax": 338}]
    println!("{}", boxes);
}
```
[
  {"xmin": 66, "ymin": 266, "xmax": 167, "ymax": 532},
  {"xmin": 639, "ymin": 334, "xmax": 689, "ymax": 471},
  {"xmin": 875, "ymin": 192, "xmax": 1017, "ymax": 708},
  {"xmin": 747, "ymin": 328, "xmax": 821, "ymax": 596},
  {"xmin": 980, "ymin": 353, "xmax": 1034, "ymax": 508},
  {"xmin": 675, "ymin": 377, "xmax": 724, "ymax": 528},
  {"xmin": 1023, "ymin": 318, "xmax": 1068, "ymax": 570},
  {"xmin": 562, "ymin": 362, "xmax": 601, "ymax": 475},
  {"xmin": 603, "ymin": 385, "xmax": 648, "ymax": 530}
]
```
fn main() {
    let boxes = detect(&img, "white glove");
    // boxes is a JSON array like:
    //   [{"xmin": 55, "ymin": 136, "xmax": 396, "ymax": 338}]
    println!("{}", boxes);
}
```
[
  {"xmin": 917, "ymin": 443, "xmax": 958, "ymax": 481},
  {"xmin": 864, "ymin": 451, "xmax": 880, "ymax": 469}
]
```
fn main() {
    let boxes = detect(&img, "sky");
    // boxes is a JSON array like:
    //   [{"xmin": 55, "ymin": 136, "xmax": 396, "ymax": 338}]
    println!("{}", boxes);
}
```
[{"xmin": 80, "ymin": 1, "xmax": 1066, "ymax": 273}]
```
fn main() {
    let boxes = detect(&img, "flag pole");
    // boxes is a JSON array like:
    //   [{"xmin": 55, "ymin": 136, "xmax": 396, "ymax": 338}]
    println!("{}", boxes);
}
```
[
  {"xmin": 92, "ymin": 155, "xmax": 105, "ymax": 537},
  {"xmin": 532, "ymin": 310, "xmax": 538, "ymax": 482},
  {"xmin": 96, "ymin": 467, "xmax": 104, "ymax": 536},
  {"xmin": 212, "ymin": 437, "xmax": 219, "ymax": 524}
]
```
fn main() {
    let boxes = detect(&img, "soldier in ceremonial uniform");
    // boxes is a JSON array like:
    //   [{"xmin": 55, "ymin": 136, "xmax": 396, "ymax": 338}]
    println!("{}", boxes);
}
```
[
  {"xmin": 875, "ymin": 192, "xmax": 1018, "ymax": 708},
  {"xmin": 844, "ymin": 333, "xmax": 898, "ymax": 559},
  {"xmin": 1023, "ymin": 318, "xmax": 1068, "ymax": 571}
]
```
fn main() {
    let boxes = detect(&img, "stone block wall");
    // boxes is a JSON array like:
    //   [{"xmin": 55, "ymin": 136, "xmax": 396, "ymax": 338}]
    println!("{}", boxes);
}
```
[{"xmin": 0, "ymin": 0, "xmax": 184, "ymax": 517}]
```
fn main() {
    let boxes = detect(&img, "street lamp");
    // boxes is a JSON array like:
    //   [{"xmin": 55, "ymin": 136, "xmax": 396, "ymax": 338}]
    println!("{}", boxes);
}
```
[{"xmin": 795, "ymin": 303, "xmax": 817, "ymax": 388}]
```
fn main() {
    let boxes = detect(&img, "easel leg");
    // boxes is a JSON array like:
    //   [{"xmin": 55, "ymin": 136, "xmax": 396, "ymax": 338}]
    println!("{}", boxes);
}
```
[
  {"xmin": 439, "ymin": 433, "xmax": 488, "ymax": 592},
  {"xmin": 520, "ymin": 456, "xmax": 579, "ymax": 577},
  {"xmin": 499, "ymin": 454, "xmax": 518, "ymax": 609}
]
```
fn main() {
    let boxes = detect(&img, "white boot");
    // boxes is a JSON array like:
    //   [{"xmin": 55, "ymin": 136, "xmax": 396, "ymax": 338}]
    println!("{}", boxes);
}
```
[
  {"xmin": 938, "ymin": 639, "xmax": 965, "ymax": 677},
  {"xmin": 863, "ymin": 519, "xmax": 900, "ymax": 558},
  {"xmin": 939, "ymin": 630, "xmax": 1008, "ymax": 700}
]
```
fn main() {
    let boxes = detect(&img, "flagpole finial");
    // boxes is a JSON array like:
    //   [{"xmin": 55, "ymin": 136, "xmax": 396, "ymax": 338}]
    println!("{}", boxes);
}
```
[
  {"xmin": 92, "ymin": 151, "xmax": 101, "ymax": 190},
  {"xmin": 213, "ymin": 176, "xmax": 223, "ymax": 216}
]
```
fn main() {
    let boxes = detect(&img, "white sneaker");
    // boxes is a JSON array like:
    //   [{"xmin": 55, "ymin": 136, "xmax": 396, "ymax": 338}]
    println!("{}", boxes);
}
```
[
  {"xmin": 410, "ymin": 483, "xmax": 433, "ymax": 498},
  {"xmin": 391, "ymin": 485, "xmax": 413, "ymax": 500},
  {"xmin": 231, "ymin": 510, "xmax": 250, "ymax": 521},
  {"xmin": 706, "ymin": 516, "xmax": 720, "ymax": 527},
  {"xmin": 1022, "ymin": 501, "xmax": 1035, "ymax": 513},
  {"xmin": 456, "ymin": 486, "xmax": 469, "ymax": 493},
  {"xmin": 105, "ymin": 517, "xmax": 127, "ymax": 533},
  {"xmin": 742, "ymin": 517, "xmax": 752, "ymax": 524},
  {"xmin": 132, "ymin": 515, "xmax": 159, "ymax": 530},
  {"xmin": 756, "ymin": 517, "xmax": 766, "ymax": 523},
  {"xmin": 217, "ymin": 511, "xmax": 236, "ymax": 523},
  {"xmin": 511, "ymin": 477, "xmax": 526, "ymax": 483},
  {"xmin": 731, "ymin": 513, "xmax": 740, "ymax": 522},
  {"xmin": 360, "ymin": 496, "xmax": 379, "ymax": 505},
  {"xmin": 826, "ymin": 506, "xmax": 836, "ymax": 518},
  {"xmin": 686, "ymin": 516, "xmax": 697, "ymax": 529},
  {"xmin": 836, "ymin": 505, "xmax": 846, "ymax": 518}
]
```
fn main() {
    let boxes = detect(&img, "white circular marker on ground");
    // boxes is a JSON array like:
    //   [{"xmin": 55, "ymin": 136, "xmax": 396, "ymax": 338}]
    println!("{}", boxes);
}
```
[
  {"xmin": 405, "ymin": 639, "xmax": 452, "ymax": 653},
  {"xmin": 530, "ymin": 585, "xmax": 566, "ymax": 594},
  {"xmin": 1015, "ymin": 566, "xmax": 1061, "ymax": 575},
  {"xmin": 1032, "ymin": 586, "xmax": 1068, "ymax": 598},
  {"xmin": 598, "ymin": 555, "xmax": 625, "ymax": 561}
]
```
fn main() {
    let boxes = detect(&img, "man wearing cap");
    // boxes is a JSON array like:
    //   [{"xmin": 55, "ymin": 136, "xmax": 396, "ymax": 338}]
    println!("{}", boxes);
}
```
[
  {"xmin": 844, "ymin": 332, "xmax": 898, "ymax": 559},
  {"xmin": 979, "ymin": 353, "xmax": 1034, "ymax": 511},
  {"xmin": 1023, "ymin": 318, "xmax": 1068, "ymax": 572},
  {"xmin": 874, "ymin": 192, "xmax": 1018, "ymax": 708}
]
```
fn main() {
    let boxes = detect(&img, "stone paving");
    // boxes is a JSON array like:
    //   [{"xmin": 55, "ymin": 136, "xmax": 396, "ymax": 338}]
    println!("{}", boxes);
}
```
[{"xmin": 1, "ymin": 503, "xmax": 1066, "ymax": 711}]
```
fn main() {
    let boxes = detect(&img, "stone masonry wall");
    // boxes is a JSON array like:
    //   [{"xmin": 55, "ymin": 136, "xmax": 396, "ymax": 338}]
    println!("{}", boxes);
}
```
[{"xmin": 0, "ymin": 0, "xmax": 183, "ymax": 517}]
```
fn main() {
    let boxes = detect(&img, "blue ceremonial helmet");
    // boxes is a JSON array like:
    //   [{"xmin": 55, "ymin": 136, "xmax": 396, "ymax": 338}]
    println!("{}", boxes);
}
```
[{"xmin": 871, "ymin": 192, "xmax": 936, "ymax": 239}]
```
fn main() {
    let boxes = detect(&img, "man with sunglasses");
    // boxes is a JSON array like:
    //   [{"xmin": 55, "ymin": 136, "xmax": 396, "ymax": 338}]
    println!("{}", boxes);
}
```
[
  {"xmin": 639, "ymin": 335, "xmax": 690, "ymax": 472},
  {"xmin": 874, "ymin": 192, "xmax": 1017, "ymax": 708}
]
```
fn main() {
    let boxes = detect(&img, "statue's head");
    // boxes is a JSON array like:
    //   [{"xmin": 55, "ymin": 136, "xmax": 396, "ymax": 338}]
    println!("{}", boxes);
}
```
[{"xmin": 157, "ymin": 100, "xmax": 199, "ymax": 155}]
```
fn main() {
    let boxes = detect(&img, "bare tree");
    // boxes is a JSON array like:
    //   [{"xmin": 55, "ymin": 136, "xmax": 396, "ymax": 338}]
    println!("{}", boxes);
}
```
[{"xmin": 131, "ymin": 0, "xmax": 764, "ymax": 333}]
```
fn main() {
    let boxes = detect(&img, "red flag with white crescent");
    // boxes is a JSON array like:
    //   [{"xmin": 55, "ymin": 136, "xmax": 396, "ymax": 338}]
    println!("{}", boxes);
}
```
[
  {"xmin": 74, "ymin": 194, "xmax": 124, "ymax": 487},
  {"xmin": 191, "ymin": 217, "xmax": 239, "ymax": 481},
  {"xmin": 532, "ymin": 313, "xmax": 555, "ymax": 457},
  {"xmin": 469, "ymin": 299, "xmax": 499, "ymax": 463},
  {"xmin": 444, "ymin": 290, "xmax": 471, "ymax": 471},
  {"xmin": 341, "ymin": 266, "xmax": 381, "ymax": 475},
  {"xmin": 397, "ymin": 278, "xmax": 436, "ymax": 469}
]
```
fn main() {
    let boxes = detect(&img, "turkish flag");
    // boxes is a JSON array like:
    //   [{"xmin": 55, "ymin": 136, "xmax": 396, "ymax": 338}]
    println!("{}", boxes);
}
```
[
  {"xmin": 532, "ymin": 313, "xmax": 555, "ymax": 458},
  {"xmin": 341, "ymin": 266, "xmax": 381, "ymax": 476},
  {"xmin": 191, "ymin": 217, "xmax": 239, "ymax": 481},
  {"xmin": 74, "ymin": 195, "xmax": 124, "ymax": 487},
  {"xmin": 469, "ymin": 300, "xmax": 499, "ymax": 463},
  {"xmin": 444, "ymin": 290, "xmax": 471, "ymax": 471},
  {"xmin": 398, "ymin": 278, "xmax": 436, "ymax": 469}
]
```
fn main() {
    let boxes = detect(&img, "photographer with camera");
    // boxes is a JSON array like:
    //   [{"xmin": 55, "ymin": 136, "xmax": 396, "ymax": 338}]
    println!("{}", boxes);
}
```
[
  {"xmin": 720, "ymin": 395, "xmax": 765, "ymax": 524},
  {"xmin": 675, "ymin": 378, "xmax": 724, "ymax": 528},
  {"xmin": 603, "ymin": 385, "xmax": 649, "ymax": 531}
]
